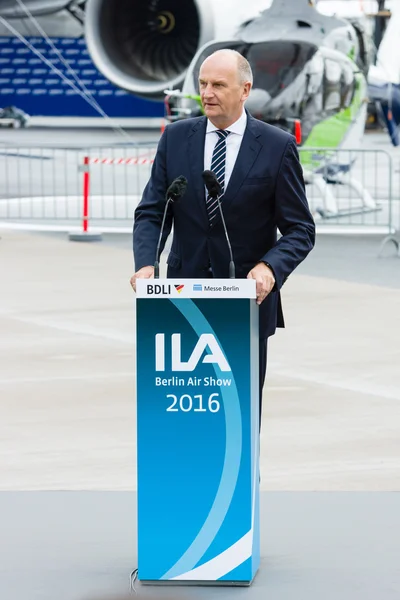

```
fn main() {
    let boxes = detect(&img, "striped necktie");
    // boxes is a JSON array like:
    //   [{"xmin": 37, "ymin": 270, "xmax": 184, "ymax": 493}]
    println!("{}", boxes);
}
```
[{"xmin": 206, "ymin": 129, "xmax": 231, "ymax": 223}]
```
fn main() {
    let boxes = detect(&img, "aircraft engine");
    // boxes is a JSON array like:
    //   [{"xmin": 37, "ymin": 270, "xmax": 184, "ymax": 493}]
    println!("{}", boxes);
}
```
[{"xmin": 84, "ymin": 0, "xmax": 215, "ymax": 99}]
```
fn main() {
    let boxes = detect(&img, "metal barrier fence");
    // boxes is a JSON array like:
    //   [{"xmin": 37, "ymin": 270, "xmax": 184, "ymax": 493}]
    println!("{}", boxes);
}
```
[
  {"xmin": 0, "ymin": 144, "xmax": 155, "ymax": 228},
  {"xmin": 298, "ymin": 147, "xmax": 397, "ymax": 233},
  {"xmin": 0, "ymin": 144, "xmax": 398, "ymax": 234}
]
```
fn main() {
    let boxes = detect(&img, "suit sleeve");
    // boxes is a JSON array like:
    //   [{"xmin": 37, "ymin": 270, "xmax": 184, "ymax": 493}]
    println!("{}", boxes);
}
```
[
  {"xmin": 261, "ymin": 138, "xmax": 315, "ymax": 289},
  {"xmin": 133, "ymin": 127, "xmax": 173, "ymax": 270}
]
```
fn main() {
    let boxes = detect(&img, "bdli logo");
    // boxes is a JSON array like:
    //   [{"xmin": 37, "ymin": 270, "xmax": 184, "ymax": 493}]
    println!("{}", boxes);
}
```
[{"xmin": 174, "ymin": 285, "xmax": 184, "ymax": 294}]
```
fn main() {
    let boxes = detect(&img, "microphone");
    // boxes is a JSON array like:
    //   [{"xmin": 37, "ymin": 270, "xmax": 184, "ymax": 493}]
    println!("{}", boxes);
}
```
[
  {"xmin": 202, "ymin": 170, "xmax": 236, "ymax": 279},
  {"xmin": 154, "ymin": 176, "xmax": 188, "ymax": 278}
]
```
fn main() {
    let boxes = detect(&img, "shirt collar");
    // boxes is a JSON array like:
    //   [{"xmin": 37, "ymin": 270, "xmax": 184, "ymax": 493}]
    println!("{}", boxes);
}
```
[{"xmin": 206, "ymin": 109, "xmax": 247, "ymax": 136}]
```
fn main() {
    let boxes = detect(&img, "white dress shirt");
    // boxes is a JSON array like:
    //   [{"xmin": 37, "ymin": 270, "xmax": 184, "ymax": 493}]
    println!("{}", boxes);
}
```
[{"xmin": 204, "ymin": 109, "xmax": 247, "ymax": 192}]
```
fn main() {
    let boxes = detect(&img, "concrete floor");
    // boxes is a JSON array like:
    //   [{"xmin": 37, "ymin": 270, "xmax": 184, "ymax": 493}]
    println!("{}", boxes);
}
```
[
  {"xmin": 1, "ymin": 229, "xmax": 400, "ymax": 599},
  {"xmin": 1, "ymin": 229, "xmax": 399, "ymax": 492},
  {"xmin": 1, "ymin": 491, "xmax": 399, "ymax": 600}
]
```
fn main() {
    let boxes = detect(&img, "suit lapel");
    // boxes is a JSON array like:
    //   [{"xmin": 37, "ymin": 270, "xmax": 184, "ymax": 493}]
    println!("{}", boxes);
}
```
[
  {"xmin": 188, "ymin": 117, "xmax": 209, "ymax": 225},
  {"xmin": 213, "ymin": 115, "xmax": 262, "ymax": 226}
]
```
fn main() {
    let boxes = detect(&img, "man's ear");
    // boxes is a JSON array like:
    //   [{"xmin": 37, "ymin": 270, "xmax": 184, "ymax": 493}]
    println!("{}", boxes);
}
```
[{"xmin": 242, "ymin": 82, "xmax": 252, "ymax": 102}]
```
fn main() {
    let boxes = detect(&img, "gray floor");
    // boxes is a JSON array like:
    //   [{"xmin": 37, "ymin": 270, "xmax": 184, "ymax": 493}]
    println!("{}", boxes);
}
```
[
  {"xmin": 1, "ymin": 492, "xmax": 399, "ymax": 600},
  {"xmin": 296, "ymin": 234, "xmax": 400, "ymax": 288},
  {"xmin": 82, "ymin": 231, "xmax": 400, "ymax": 289}
]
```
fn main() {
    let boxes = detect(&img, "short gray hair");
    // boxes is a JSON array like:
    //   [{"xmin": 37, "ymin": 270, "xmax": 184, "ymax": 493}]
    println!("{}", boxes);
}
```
[{"xmin": 208, "ymin": 48, "xmax": 253, "ymax": 85}]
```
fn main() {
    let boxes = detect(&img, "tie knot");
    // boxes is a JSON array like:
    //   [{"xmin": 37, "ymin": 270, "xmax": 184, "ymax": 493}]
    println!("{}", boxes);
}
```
[{"xmin": 216, "ymin": 129, "xmax": 230, "ymax": 140}]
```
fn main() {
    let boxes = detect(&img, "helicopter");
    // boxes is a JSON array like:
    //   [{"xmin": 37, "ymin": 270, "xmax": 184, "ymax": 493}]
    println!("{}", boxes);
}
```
[
  {"xmin": 160, "ymin": 0, "xmax": 398, "ymax": 219},
  {"xmin": 164, "ymin": 0, "xmax": 374, "ymax": 150}
]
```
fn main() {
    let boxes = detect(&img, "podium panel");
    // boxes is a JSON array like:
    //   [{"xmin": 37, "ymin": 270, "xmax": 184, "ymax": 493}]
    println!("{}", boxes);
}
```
[{"xmin": 136, "ymin": 279, "xmax": 260, "ymax": 585}]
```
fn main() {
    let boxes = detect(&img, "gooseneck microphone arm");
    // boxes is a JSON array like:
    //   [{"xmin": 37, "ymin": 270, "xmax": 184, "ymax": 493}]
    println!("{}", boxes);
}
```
[
  {"xmin": 218, "ymin": 201, "xmax": 236, "ymax": 279},
  {"xmin": 202, "ymin": 170, "xmax": 236, "ymax": 279},
  {"xmin": 154, "ymin": 198, "xmax": 172, "ymax": 279},
  {"xmin": 154, "ymin": 176, "xmax": 188, "ymax": 279}
]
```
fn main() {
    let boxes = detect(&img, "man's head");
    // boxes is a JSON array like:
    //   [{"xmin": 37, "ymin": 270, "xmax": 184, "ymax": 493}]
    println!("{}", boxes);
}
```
[{"xmin": 198, "ymin": 49, "xmax": 253, "ymax": 129}]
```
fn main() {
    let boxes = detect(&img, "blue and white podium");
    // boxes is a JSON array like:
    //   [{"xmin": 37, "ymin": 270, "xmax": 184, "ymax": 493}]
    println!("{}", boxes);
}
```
[{"xmin": 136, "ymin": 279, "xmax": 260, "ymax": 585}]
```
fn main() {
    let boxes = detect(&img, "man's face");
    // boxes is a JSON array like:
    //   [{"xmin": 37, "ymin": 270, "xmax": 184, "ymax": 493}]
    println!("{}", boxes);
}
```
[{"xmin": 198, "ymin": 55, "xmax": 251, "ymax": 128}]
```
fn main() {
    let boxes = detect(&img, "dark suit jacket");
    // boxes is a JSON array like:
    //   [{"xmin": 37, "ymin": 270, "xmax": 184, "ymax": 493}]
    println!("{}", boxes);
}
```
[{"xmin": 133, "ymin": 112, "xmax": 315, "ymax": 338}]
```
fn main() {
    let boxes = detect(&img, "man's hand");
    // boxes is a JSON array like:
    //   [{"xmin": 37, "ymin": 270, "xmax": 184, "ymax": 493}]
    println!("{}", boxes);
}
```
[
  {"xmin": 247, "ymin": 263, "xmax": 275, "ymax": 305},
  {"xmin": 130, "ymin": 266, "xmax": 155, "ymax": 292}
]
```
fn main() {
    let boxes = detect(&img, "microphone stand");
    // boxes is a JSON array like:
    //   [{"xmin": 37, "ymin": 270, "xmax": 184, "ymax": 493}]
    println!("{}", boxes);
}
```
[
  {"xmin": 215, "ymin": 195, "xmax": 235, "ymax": 279},
  {"xmin": 154, "ymin": 197, "xmax": 172, "ymax": 279}
]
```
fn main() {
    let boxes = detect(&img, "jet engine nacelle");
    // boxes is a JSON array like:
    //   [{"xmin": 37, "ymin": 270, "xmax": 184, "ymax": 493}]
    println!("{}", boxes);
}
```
[{"xmin": 83, "ymin": 0, "xmax": 217, "ymax": 99}]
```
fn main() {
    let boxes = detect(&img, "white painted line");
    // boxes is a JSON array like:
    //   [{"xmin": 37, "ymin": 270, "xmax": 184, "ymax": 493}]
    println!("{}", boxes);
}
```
[
  {"xmin": 0, "ymin": 372, "xmax": 135, "ymax": 385},
  {"xmin": 262, "ymin": 458, "xmax": 400, "ymax": 479},
  {"xmin": 0, "ymin": 219, "xmax": 392, "ymax": 236},
  {"xmin": 266, "ymin": 386, "xmax": 305, "ymax": 392},
  {"xmin": 6, "ymin": 313, "xmax": 134, "ymax": 345},
  {"xmin": 0, "ymin": 221, "xmax": 132, "ymax": 233},
  {"xmin": 270, "ymin": 364, "xmax": 400, "ymax": 402}
]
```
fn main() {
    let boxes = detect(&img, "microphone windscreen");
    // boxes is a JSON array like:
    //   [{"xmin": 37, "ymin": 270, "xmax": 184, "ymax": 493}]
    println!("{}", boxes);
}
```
[
  {"xmin": 202, "ymin": 170, "xmax": 221, "ymax": 198},
  {"xmin": 166, "ymin": 176, "xmax": 188, "ymax": 202}
]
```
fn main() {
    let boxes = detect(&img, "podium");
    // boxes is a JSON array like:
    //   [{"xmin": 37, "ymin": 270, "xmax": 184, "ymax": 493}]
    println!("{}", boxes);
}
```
[{"xmin": 136, "ymin": 279, "xmax": 260, "ymax": 586}]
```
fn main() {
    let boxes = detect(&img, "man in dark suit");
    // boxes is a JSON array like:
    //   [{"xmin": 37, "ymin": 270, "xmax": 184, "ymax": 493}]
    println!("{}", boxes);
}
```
[{"xmin": 131, "ymin": 49, "xmax": 315, "ymax": 416}]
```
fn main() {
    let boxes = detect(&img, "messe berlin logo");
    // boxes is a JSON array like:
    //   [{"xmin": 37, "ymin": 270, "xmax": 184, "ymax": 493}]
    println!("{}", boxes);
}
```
[
  {"xmin": 174, "ymin": 284, "xmax": 184, "ymax": 294},
  {"xmin": 193, "ymin": 284, "xmax": 203, "ymax": 292}
]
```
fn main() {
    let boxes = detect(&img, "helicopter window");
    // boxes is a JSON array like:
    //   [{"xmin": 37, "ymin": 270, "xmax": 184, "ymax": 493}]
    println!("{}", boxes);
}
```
[
  {"xmin": 324, "ymin": 90, "xmax": 341, "ymax": 112},
  {"xmin": 305, "ymin": 53, "xmax": 324, "ymax": 95},
  {"xmin": 341, "ymin": 61, "xmax": 355, "ymax": 108},
  {"xmin": 324, "ymin": 58, "xmax": 341, "ymax": 84},
  {"xmin": 341, "ymin": 62, "xmax": 354, "ymax": 86},
  {"xmin": 247, "ymin": 42, "xmax": 316, "ymax": 98},
  {"xmin": 323, "ymin": 58, "xmax": 341, "ymax": 111}
]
